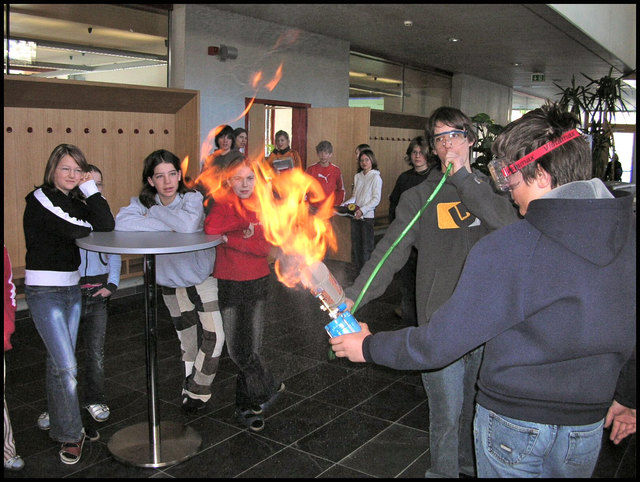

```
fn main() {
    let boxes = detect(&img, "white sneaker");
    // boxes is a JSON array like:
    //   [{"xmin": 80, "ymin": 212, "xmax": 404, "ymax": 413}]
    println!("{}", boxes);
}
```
[
  {"xmin": 37, "ymin": 411, "xmax": 50, "ymax": 430},
  {"xmin": 4, "ymin": 455, "xmax": 25, "ymax": 471},
  {"xmin": 86, "ymin": 403, "xmax": 110, "ymax": 422}
]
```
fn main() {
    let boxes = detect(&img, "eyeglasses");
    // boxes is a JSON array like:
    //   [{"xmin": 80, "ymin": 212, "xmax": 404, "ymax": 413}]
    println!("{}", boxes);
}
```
[
  {"xmin": 57, "ymin": 166, "xmax": 84, "ymax": 176},
  {"xmin": 433, "ymin": 130, "xmax": 468, "ymax": 148}
]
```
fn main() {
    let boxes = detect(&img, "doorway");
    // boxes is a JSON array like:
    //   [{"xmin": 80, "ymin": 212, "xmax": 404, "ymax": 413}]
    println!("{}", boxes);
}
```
[{"xmin": 246, "ymin": 98, "xmax": 310, "ymax": 168}]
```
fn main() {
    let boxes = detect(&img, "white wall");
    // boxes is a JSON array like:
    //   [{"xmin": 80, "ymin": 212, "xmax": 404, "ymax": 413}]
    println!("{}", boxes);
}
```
[
  {"xmin": 171, "ymin": 4, "xmax": 350, "ymax": 150},
  {"xmin": 451, "ymin": 74, "xmax": 513, "ymax": 125},
  {"xmin": 549, "ymin": 4, "xmax": 636, "ymax": 70}
]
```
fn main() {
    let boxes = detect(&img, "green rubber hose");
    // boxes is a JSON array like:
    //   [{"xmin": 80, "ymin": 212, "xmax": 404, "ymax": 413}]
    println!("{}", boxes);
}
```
[{"xmin": 351, "ymin": 163, "xmax": 452, "ymax": 314}]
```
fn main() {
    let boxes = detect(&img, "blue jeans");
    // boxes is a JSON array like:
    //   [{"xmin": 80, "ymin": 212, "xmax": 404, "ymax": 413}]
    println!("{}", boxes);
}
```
[
  {"xmin": 78, "ymin": 289, "xmax": 109, "ymax": 406},
  {"xmin": 218, "ymin": 276, "xmax": 279, "ymax": 409},
  {"xmin": 25, "ymin": 285, "xmax": 84, "ymax": 443},
  {"xmin": 421, "ymin": 346, "xmax": 483, "ymax": 477},
  {"xmin": 474, "ymin": 404, "xmax": 604, "ymax": 478},
  {"xmin": 350, "ymin": 218, "xmax": 375, "ymax": 272}
]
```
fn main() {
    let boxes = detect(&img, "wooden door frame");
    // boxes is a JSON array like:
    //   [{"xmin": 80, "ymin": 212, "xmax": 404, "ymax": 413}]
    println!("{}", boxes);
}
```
[{"xmin": 245, "ymin": 98, "xmax": 311, "ymax": 167}]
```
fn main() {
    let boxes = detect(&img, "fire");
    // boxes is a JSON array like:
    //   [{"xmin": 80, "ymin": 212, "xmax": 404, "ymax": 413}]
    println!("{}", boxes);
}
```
[
  {"xmin": 191, "ymin": 51, "xmax": 337, "ymax": 292},
  {"xmin": 265, "ymin": 63, "xmax": 283, "ymax": 91},
  {"xmin": 188, "ymin": 153, "xmax": 337, "ymax": 292},
  {"xmin": 199, "ymin": 126, "xmax": 226, "ymax": 170},
  {"xmin": 248, "ymin": 161, "xmax": 337, "ymax": 288}
]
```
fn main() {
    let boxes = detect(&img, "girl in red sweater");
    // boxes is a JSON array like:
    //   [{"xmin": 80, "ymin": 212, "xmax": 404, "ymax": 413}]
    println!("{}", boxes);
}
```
[{"xmin": 204, "ymin": 157, "xmax": 284, "ymax": 432}]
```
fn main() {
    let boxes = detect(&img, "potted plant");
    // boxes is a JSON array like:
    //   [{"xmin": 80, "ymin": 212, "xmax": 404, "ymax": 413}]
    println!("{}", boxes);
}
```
[
  {"xmin": 554, "ymin": 67, "xmax": 635, "ymax": 178},
  {"xmin": 471, "ymin": 112, "xmax": 504, "ymax": 176}
]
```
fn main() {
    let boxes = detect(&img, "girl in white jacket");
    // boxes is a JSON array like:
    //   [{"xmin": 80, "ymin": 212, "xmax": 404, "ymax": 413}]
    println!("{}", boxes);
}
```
[{"xmin": 342, "ymin": 148, "xmax": 382, "ymax": 272}]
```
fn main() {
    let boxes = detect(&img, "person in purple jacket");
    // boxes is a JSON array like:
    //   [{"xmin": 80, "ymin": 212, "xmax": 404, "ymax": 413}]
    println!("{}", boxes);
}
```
[{"xmin": 331, "ymin": 103, "xmax": 636, "ymax": 478}]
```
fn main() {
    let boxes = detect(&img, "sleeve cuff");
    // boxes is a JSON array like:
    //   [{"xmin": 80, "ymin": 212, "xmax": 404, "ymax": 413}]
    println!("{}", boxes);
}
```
[
  {"xmin": 362, "ymin": 334, "xmax": 375, "ymax": 362},
  {"xmin": 78, "ymin": 179, "xmax": 99, "ymax": 198}
]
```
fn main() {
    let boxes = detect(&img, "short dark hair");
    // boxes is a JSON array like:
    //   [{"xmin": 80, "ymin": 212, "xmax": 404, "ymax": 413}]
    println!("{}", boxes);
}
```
[
  {"xmin": 233, "ymin": 127, "xmax": 247, "ymax": 138},
  {"xmin": 215, "ymin": 125, "xmax": 236, "ymax": 149},
  {"xmin": 492, "ymin": 102, "xmax": 591, "ymax": 188},
  {"xmin": 426, "ymin": 106, "xmax": 477, "ymax": 148},
  {"xmin": 316, "ymin": 140, "xmax": 333, "ymax": 153},
  {"xmin": 274, "ymin": 130, "xmax": 289, "ymax": 141},
  {"xmin": 404, "ymin": 136, "xmax": 430, "ymax": 166}
]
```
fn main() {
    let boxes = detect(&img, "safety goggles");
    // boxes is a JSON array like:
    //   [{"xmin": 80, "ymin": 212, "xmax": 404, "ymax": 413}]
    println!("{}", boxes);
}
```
[
  {"xmin": 489, "ymin": 129, "xmax": 581, "ymax": 191},
  {"xmin": 433, "ymin": 130, "xmax": 468, "ymax": 148}
]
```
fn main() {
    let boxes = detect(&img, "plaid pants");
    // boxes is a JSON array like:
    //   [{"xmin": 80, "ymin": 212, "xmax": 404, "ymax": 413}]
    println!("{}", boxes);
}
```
[{"xmin": 161, "ymin": 276, "xmax": 225, "ymax": 402}]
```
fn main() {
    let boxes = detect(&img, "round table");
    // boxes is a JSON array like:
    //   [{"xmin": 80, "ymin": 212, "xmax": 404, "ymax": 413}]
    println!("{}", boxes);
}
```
[{"xmin": 76, "ymin": 231, "xmax": 222, "ymax": 468}]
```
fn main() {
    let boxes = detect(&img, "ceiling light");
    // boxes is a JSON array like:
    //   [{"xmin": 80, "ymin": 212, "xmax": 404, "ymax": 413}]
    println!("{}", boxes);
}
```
[
  {"xmin": 512, "ymin": 62, "xmax": 522, "ymax": 67},
  {"xmin": 6, "ymin": 39, "xmax": 37, "ymax": 63},
  {"xmin": 404, "ymin": 20, "xmax": 413, "ymax": 27},
  {"xmin": 447, "ymin": 37, "xmax": 460, "ymax": 43}
]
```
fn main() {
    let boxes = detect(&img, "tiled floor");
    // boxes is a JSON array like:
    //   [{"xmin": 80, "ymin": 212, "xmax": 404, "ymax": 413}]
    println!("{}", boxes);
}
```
[{"xmin": 4, "ymin": 260, "xmax": 636, "ymax": 478}]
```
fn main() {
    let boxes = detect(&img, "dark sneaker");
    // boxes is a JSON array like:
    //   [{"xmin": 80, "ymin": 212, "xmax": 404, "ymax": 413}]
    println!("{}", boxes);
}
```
[
  {"xmin": 85, "ymin": 426, "xmax": 100, "ymax": 442},
  {"xmin": 259, "ymin": 382, "xmax": 285, "ymax": 412},
  {"xmin": 182, "ymin": 395, "xmax": 206, "ymax": 413}
]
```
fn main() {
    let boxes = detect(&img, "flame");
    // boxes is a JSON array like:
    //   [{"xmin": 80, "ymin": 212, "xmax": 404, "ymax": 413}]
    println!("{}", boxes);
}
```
[
  {"xmin": 248, "ymin": 161, "xmax": 338, "ymax": 288},
  {"xmin": 265, "ymin": 63, "xmax": 283, "ymax": 91},
  {"xmin": 180, "ymin": 155, "xmax": 189, "ymax": 177},
  {"xmin": 195, "ymin": 156, "xmax": 338, "ymax": 290},
  {"xmin": 193, "ymin": 49, "xmax": 335, "ymax": 291},
  {"xmin": 199, "ymin": 125, "xmax": 226, "ymax": 170}
]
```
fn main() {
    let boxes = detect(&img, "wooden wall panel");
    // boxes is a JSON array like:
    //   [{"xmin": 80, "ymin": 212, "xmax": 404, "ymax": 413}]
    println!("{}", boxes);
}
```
[
  {"xmin": 247, "ymin": 103, "xmax": 266, "ymax": 161},
  {"xmin": 369, "ymin": 125, "xmax": 424, "ymax": 221},
  {"xmin": 4, "ymin": 77, "xmax": 199, "ymax": 291}
]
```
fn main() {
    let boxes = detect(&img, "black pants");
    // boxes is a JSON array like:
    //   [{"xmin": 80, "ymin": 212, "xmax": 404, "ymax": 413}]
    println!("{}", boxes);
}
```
[
  {"xmin": 218, "ymin": 276, "xmax": 279, "ymax": 408},
  {"xmin": 350, "ymin": 217, "xmax": 375, "ymax": 273}
]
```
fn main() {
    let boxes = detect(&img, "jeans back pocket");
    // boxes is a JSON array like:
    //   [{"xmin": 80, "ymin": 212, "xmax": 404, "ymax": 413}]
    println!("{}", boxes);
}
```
[{"xmin": 487, "ymin": 411, "xmax": 540, "ymax": 465}]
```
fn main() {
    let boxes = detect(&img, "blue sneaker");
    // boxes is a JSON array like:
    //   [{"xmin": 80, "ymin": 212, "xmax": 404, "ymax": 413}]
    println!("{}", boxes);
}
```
[{"xmin": 37, "ymin": 411, "xmax": 50, "ymax": 430}]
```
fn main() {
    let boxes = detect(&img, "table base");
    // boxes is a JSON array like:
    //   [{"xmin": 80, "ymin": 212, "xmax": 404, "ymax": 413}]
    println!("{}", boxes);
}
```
[{"xmin": 107, "ymin": 421, "xmax": 202, "ymax": 468}]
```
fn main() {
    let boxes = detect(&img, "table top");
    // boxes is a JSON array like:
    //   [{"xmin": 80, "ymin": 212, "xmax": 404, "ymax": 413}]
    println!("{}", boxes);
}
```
[{"xmin": 76, "ymin": 231, "xmax": 222, "ymax": 255}]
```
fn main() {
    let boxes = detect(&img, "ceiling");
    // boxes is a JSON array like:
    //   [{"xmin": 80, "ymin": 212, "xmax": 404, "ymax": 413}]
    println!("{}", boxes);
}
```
[
  {"xmin": 211, "ymin": 4, "xmax": 635, "ymax": 108},
  {"xmin": 4, "ymin": 4, "xmax": 636, "ymax": 109}
]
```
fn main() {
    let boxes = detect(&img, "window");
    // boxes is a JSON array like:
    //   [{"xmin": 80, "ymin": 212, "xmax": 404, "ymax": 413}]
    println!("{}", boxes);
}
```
[
  {"xmin": 348, "ymin": 52, "xmax": 450, "ymax": 116},
  {"xmin": 4, "ymin": 4, "xmax": 169, "ymax": 87}
]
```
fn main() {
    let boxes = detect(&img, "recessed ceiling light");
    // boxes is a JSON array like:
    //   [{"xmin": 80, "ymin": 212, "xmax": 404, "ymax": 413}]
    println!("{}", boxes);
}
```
[
  {"xmin": 512, "ymin": 62, "xmax": 522, "ymax": 67},
  {"xmin": 447, "ymin": 37, "xmax": 460, "ymax": 43},
  {"xmin": 404, "ymin": 20, "xmax": 413, "ymax": 27}
]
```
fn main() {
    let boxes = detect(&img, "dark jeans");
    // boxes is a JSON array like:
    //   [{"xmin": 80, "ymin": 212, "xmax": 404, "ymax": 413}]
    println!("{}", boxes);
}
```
[
  {"xmin": 350, "ymin": 217, "xmax": 375, "ymax": 273},
  {"xmin": 25, "ymin": 285, "xmax": 83, "ymax": 443},
  {"xmin": 78, "ymin": 289, "xmax": 109, "ymax": 406},
  {"xmin": 398, "ymin": 247, "xmax": 418, "ymax": 325},
  {"xmin": 218, "ymin": 276, "xmax": 279, "ymax": 409}
]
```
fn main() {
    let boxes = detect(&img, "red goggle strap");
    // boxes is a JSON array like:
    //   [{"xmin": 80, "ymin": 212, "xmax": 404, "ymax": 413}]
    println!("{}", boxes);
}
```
[{"xmin": 501, "ymin": 129, "xmax": 581, "ymax": 177}]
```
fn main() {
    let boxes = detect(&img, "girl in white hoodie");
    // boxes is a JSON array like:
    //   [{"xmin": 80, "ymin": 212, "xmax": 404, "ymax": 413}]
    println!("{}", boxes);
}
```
[{"xmin": 342, "ymin": 148, "xmax": 382, "ymax": 272}]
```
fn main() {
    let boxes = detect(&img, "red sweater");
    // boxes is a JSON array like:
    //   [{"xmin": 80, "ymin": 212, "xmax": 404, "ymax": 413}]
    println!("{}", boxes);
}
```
[
  {"xmin": 306, "ymin": 162, "xmax": 345, "ymax": 206},
  {"xmin": 204, "ymin": 196, "xmax": 272, "ymax": 281}
]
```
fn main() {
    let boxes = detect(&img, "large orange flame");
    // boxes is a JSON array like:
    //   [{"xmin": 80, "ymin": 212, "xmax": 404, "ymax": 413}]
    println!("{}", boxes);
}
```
[
  {"xmin": 190, "ymin": 51, "xmax": 334, "ymax": 292},
  {"xmin": 191, "ymin": 154, "xmax": 337, "ymax": 290},
  {"xmin": 249, "ymin": 161, "xmax": 337, "ymax": 288}
]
